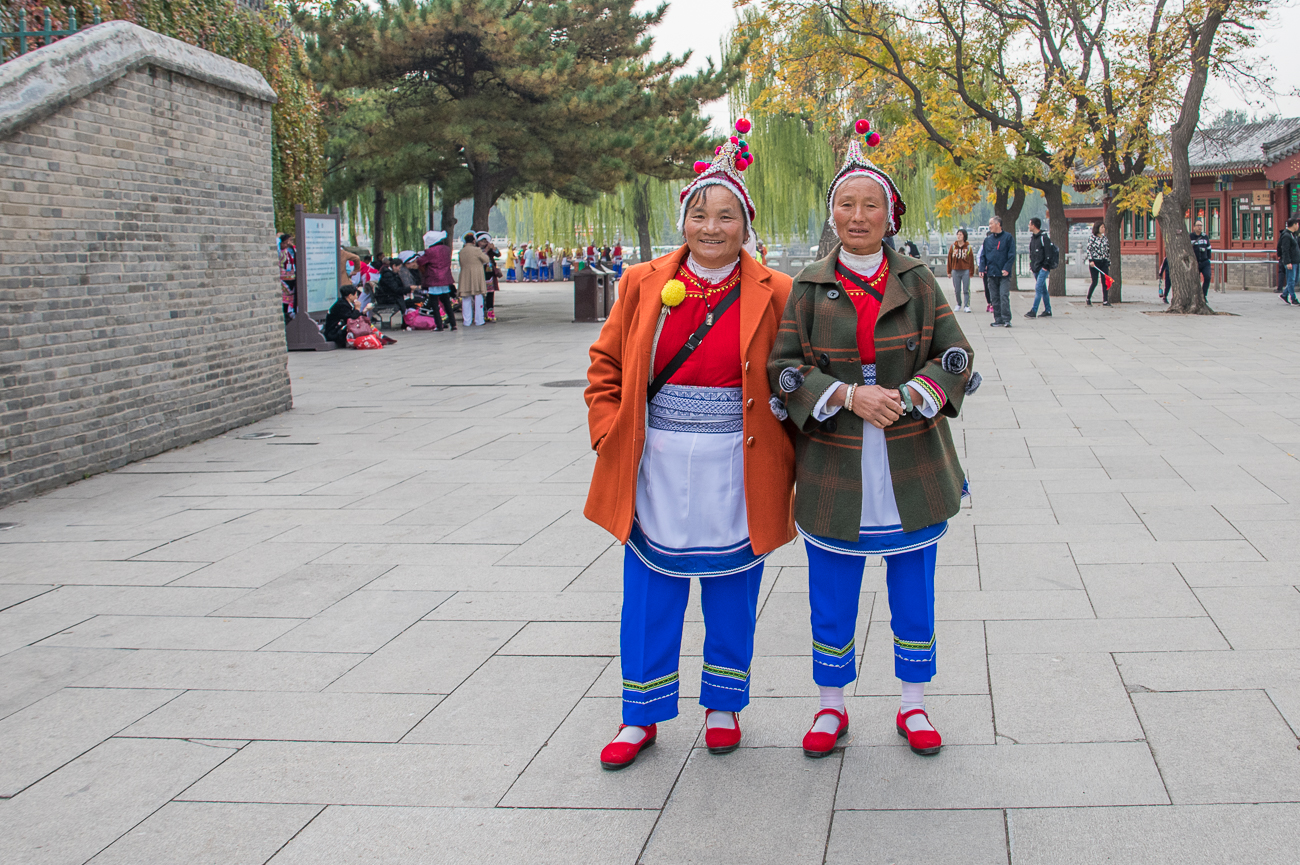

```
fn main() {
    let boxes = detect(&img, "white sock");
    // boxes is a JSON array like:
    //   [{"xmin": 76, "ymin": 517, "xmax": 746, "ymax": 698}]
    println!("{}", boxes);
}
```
[
  {"xmin": 900, "ymin": 682, "xmax": 935, "ymax": 733},
  {"xmin": 813, "ymin": 686, "xmax": 846, "ymax": 734},
  {"xmin": 705, "ymin": 710, "xmax": 738, "ymax": 730},
  {"xmin": 613, "ymin": 725, "xmax": 649, "ymax": 745},
  {"xmin": 819, "ymin": 686, "xmax": 845, "ymax": 711}
]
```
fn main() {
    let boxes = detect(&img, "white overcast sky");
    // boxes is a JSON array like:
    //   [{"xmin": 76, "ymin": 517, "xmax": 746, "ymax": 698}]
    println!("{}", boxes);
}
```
[{"xmin": 645, "ymin": 0, "xmax": 1300, "ymax": 127}]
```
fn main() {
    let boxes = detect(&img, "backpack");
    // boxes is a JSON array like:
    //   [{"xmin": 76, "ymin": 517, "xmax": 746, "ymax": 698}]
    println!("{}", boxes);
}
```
[{"xmin": 1043, "ymin": 236, "xmax": 1060, "ymax": 271}]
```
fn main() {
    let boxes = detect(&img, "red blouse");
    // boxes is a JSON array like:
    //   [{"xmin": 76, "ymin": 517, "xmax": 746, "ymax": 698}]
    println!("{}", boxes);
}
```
[
  {"xmin": 835, "ymin": 258, "xmax": 889, "ymax": 363},
  {"xmin": 652, "ymin": 263, "xmax": 743, "ymax": 388}
]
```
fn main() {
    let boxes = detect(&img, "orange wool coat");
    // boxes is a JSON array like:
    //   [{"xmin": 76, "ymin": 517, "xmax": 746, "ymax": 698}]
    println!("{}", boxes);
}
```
[{"xmin": 583, "ymin": 245, "xmax": 796, "ymax": 555}]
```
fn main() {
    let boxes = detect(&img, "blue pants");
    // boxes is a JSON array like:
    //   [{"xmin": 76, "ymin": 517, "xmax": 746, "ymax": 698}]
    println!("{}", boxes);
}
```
[
  {"xmin": 1029, "ymin": 268, "xmax": 1051, "ymax": 315},
  {"xmin": 1284, "ymin": 266, "xmax": 1298, "ymax": 303},
  {"xmin": 807, "ymin": 542, "xmax": 938, "ymax": 686},
  {"xmin": 620, "ymin": 547, "xmax": 764, "ymax": 726}
]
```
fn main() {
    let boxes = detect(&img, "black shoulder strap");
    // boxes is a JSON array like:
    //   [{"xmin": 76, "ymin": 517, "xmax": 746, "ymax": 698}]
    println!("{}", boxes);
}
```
[{"xmin": 647, "ymin": 283, "xmax": 742, "ymax": 401}]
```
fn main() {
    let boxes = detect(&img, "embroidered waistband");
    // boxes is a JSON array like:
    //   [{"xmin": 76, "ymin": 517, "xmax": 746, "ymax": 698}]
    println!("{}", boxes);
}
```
[{"xmin": 648, "ymin": 385, "xmax": 743, "ymax": 433}]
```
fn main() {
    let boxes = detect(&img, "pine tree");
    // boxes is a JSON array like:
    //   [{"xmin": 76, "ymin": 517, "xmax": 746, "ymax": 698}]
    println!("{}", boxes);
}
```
[{"xmin": 297, "ymin": 0, "xmax": 728, "ymax": 232}]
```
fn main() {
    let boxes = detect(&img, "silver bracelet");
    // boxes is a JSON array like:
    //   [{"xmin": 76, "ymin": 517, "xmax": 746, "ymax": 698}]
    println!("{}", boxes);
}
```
[{"xmin": 844, "ymin": 384, "xmax": 857, "ymax": 413}]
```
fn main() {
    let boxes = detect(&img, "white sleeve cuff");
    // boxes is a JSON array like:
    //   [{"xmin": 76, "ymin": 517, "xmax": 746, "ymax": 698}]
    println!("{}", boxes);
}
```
[
  {"xmin": 811, "ymin": 382, "xmax": 845, "ymax": 421},
  {"xmin": 907, "ymin": 381, "xmax": 940, "ymax": 418}
]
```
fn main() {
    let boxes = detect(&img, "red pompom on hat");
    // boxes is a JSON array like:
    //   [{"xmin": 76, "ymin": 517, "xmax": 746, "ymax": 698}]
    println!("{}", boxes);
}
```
[
  {"xmin": 855, "ymin": 119, "xmax": 871, "ymax": 135},
  {"xmin": 826, "ymin": 121, "xmax": 905, "ymax": 237},
  {"xmin": 675, "ymin": 118, "xmax": 757, "ymax": 233}
]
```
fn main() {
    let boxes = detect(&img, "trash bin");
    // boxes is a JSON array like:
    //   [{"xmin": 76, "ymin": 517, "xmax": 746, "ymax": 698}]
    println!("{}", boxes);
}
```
[{"xmin": 574, "ymin": 268, "xmax": 606, "ymax": 322}]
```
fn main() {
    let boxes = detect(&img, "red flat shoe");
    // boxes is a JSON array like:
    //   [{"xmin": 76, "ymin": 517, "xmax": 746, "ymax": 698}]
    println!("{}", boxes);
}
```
[
  {"xmin": 896, "ymin": 708, "xmax": 942, "ymax": 755},
  {"xmin": 599, "ymin": 724, "xmax": 656, "ymax": 770},
  {"xmin": 704, "ymin": 710, "xmax": 742, "ymax": 754},
  {"xmin": 802, "ymin": 708, "xmax": 849, "ymax": 758}
]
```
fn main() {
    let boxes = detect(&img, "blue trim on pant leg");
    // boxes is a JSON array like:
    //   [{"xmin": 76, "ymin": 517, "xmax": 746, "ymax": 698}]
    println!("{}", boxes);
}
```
[
  {"xmin": 698, "ymin": 563, "xmax": 764, "ymax": 712},
  {"xmin": 620, "ymin": 547, "xmax": 690, "ymax": 725},
  {"xmin": 806, "ymin": 542, "xmax": 866, "ymax": 688},
  {"xmin": 885, "ymin": 543, "xmax": 938, "ymax": 683}
]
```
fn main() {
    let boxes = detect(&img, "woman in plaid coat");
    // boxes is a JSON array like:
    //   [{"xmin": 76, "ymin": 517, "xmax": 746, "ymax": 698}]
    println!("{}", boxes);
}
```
[{"xmin": 768, "ymin": 122, "xmax": 977, "ymax": 759}]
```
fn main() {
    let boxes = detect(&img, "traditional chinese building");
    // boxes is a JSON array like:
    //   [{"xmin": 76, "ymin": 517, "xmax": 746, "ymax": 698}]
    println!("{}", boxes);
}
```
[{"xmin": 1066, "ymin": 118, "xmax": 1300, "ymax": 279}]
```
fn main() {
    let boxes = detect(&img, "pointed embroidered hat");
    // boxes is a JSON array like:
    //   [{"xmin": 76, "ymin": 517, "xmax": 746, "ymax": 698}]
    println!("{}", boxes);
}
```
[
  {"xmin": 826, "ymin": 119, "xmax": 906, "ymax": 237},
  {"xmin": 677, "ymin": 118, "xmax": 757, "ymax": 233}
]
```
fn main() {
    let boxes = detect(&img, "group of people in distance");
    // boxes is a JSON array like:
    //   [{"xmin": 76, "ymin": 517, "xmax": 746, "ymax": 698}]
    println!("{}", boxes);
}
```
[
  {"xmin": 583, "ymin": 118, "xmax": 980, "ymax": 770},
  {"xmin": 505, "ymin": 243, "xmax": 625, "ymax": 282}
]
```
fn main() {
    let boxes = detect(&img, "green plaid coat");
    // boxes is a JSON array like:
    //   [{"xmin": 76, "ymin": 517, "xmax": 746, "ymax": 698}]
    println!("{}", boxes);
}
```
[{"xmin": 767, "ymin": 243, "xmax": 973, "ymax": 541}]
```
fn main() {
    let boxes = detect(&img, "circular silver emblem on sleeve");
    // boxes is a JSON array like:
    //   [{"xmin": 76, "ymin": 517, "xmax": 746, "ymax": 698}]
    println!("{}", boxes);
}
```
[
  {"xmin": 779, "ymin": 367, "xmax": 805, "ymax": 394},
  {"xmin": 941, "ymin": 347, "xmax": 969, "ymax": 375}
]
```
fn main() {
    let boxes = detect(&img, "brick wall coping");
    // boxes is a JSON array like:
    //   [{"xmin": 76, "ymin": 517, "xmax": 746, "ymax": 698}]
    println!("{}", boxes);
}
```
[{"xmin": 0, "ymin": 20, "xmax": 277, "ymax": 140}]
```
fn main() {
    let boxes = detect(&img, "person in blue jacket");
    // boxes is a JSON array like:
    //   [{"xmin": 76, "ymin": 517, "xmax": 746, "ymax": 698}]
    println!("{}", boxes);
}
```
[{"xmin": 978, "ymin": 216, "xmax": 1016, "ymax": 327}]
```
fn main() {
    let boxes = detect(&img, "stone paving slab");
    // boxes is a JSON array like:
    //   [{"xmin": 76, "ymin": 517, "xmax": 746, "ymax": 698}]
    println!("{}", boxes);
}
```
[{"xmin": 3, "ymin": 282, "xmax": 1300, "ymax": 862}]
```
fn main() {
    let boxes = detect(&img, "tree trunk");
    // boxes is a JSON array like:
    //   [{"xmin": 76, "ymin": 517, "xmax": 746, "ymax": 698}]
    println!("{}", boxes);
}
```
[
  {"xmin": 993, "ymin": 186, "xmax": 1025, "ymax": 291},
  {"xmin": 816, "ymin": 218, "xmax": 838, "ymax": 260},
  {"xmin": 471, "ymin": 170, "xmax": 495, "ymax": 233},
  {"xmin": 372, "ymin": 187, "xmax": 387, "ymax": 260},
  {"xmin": 1160, "ymin": 10, "xmax": 1224, "ymax": 315},
  {"xmin": 632, "ymin": 177, "xmax": 653, "ymax": 263},
  {"xmin": 428, "ymin": 180, "xmax": 436, "ymax": 232},
  {"xmin": 439, "ymin": 190, "xmax": 458, "ymax": 238},
  {"xmin": 1042, "ymin": 182, "xmax": 1069, "ymax": 297},
  {"xmin": 1104, "ymin": 196, "xmax": 1123, "ymax": 303}
]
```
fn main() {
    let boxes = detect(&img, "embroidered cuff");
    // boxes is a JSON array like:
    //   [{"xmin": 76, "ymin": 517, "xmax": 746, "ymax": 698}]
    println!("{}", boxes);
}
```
[{"xmin": 908, "ymin": 375, "xmax": 945, "ymax": 418}]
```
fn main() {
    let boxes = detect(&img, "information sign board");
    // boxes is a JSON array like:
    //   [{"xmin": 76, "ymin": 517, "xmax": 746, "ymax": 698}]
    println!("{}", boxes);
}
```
[{"xmin": 287, "ymin": 205, "xmax": 341, "ymax": 351}]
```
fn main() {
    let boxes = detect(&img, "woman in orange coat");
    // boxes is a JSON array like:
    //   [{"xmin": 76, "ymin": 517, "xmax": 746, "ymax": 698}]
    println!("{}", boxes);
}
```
[{"xmin": 585, "ymin": 121, "xmax": 795, "ymax": 770}]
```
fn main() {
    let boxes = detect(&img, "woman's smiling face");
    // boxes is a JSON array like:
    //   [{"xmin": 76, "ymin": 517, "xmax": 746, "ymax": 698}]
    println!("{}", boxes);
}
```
[{"xmin": 683, "ymin": 186, "xmax": 747, "ymax": 269}]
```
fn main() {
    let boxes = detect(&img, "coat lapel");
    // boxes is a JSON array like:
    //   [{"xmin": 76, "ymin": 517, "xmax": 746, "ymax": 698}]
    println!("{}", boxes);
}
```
[{"xmin": 738, "ymin": 250, "xmax": 773, "ymax": 354}]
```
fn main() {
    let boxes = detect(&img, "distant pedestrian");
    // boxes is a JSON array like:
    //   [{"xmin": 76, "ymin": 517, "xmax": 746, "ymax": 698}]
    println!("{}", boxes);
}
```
[
  {"xmin": 1189, "ymin": 220, "xmax": 1212, "ymax": 300},
  {"xmin": 278, "ymin": 232, "xmax": 296, "ymax": 323},
  {"xmin": 946, "ymin": 229, "xmax": 973, "ymax": 312},
  {"xmin": 1086, "ymin": 222, "xmax": 1111, "ymax": 306},
  {"xmin": 1025, "ymin": 217, "xmax": 1054, "ymax": 318},
  {"xmin": 979, "ymin": 216, "xmax": 1016, "ymax": 327},
  {"xmin": 476, "ymin": 232, "xmax": 500, "ymax": 321},
  {"xmin": 1279, "ymin": 217, "xmax": 1300, "ymax": 305},
  {"xmin": 1157, "ymin": 256, "xmax": 1170, "ymax": 303},
  {"xmin": 458, "ymin": 232, "xmax": 490, "ymax": 326},
  {"xmin": 415, "ymin": 230, "xmax": 456, "ymax": 331},
  {"xmin": 975, "ymin": 241, "xmax": 990, "ymax": 311}
]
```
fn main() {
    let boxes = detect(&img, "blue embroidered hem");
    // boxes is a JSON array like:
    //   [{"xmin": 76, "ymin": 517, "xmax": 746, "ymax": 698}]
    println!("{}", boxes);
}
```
[
  {"xmin": 628, "ymin": 521, "xmax": 766, "ymax": 578},
  {"xmin": 798, "ymin": 520, "xmax": 948, "ymax": 557}
]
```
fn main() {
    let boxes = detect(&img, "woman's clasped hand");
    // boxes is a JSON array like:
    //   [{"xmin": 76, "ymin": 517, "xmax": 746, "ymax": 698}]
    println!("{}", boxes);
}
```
[{"xmin": 828, "ymin": 383, "xmax": 919, "ymax": 429}]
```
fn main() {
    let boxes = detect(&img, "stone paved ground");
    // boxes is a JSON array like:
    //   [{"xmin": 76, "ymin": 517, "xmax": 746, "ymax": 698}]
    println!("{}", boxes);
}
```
[{"xmin": 2, "ymin": 278, "xmax": 1299, "ymax": 864}]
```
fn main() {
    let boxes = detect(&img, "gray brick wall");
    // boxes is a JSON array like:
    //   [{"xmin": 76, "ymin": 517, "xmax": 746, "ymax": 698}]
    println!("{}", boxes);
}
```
[{"xmin": 0, "ymin": 64, "xmax": 292, "ymax": 505}]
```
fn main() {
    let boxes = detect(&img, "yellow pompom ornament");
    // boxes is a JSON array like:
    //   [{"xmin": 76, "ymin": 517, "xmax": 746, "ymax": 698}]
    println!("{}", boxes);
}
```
[{"xmin": 661, "ymin": 279, "xmax": 686, "ymax": 309}]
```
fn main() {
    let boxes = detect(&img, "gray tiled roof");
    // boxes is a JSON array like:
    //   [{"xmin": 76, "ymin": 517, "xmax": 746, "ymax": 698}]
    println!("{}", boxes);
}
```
[
  {"xmin": 1074, "ymin": 117, "xmax": 1300, "ymax": 184},
  {"xmin": 1188, "ymin": 118, "xmax": 1300, "ymax": 174}
]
